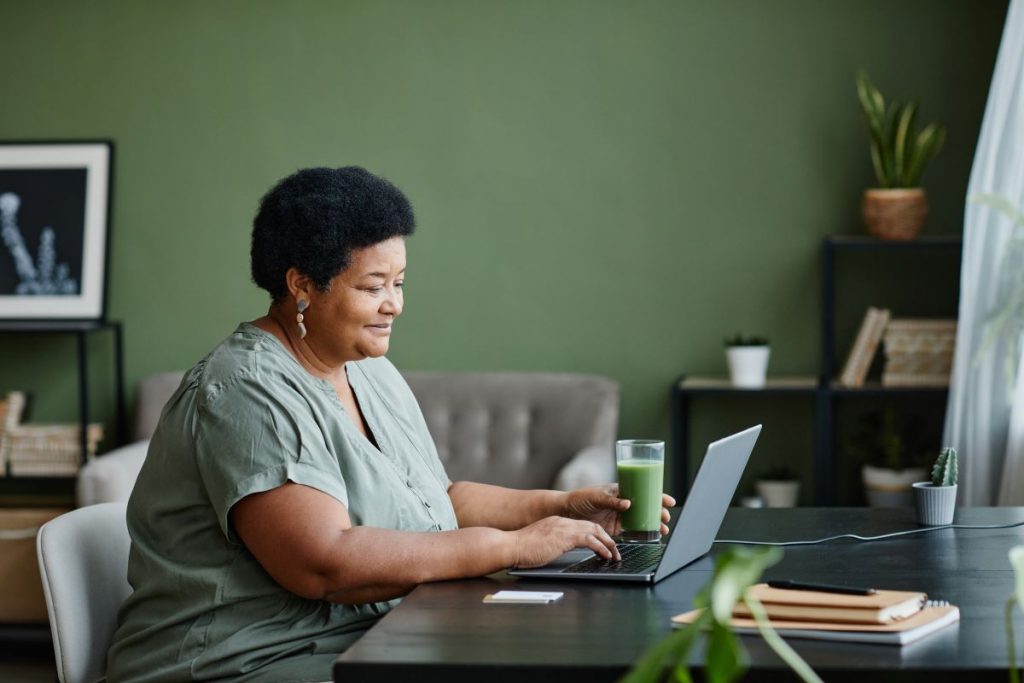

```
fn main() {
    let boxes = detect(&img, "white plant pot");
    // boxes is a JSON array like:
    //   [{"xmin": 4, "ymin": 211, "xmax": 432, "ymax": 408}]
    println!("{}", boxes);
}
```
[
  {"xmin": 726, "ymin": 346, "xmax": 770, "ymax": 388},
  {"xmin": 755, "ymin": 480, "xmax": 800, "ymax": 508},
  {"xmin": 861, "ymin": 464, "xmax": 927, "ymax": 507},
  {"xmin": 913, "ymin": 482, "xmax": 957, "ymax": 525}
]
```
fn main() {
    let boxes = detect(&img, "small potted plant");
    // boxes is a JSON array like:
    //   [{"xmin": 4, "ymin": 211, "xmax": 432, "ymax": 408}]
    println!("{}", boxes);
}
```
[
  {"xmin": 913, "ymin": 446, "xmax": 958, "ymax": 525},
  {"xmin": 847, "ymin": 407, "xmax": 929, "ymax": 507},
  {"xmin": 755, "ymin": 464, "xmax": 800, "ymax": 508},
  {"xmin": 725, "ymin": 333, "xmax": 770, "ymax": 388},
  {"xmin": 856, "ymin": 71, "xmax": 946, "ymax": 240}
]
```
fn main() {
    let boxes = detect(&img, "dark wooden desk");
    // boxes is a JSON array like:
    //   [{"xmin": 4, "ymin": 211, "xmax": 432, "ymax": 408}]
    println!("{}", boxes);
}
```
[{"xmin": 335, "ymin": 508, "xmax": 1024, "ymax": 682}]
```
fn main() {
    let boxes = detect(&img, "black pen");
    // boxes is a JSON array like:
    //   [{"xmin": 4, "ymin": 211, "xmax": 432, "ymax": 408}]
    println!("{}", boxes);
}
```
[{"xmin": 767, "ymin": 580, "xmax": 877, "ymax": 596}]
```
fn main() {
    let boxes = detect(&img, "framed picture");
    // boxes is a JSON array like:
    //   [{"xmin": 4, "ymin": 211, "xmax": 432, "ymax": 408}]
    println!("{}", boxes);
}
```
[{"xmin": 0, "ymin": 140, "xmax": 113, "ymax": 321}]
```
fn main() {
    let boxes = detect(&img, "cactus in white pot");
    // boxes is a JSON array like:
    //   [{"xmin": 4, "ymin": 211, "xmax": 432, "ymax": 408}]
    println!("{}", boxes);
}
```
[
  {"xmin": 930, "ymin": 447, "xmax": 959, "ymax": 487},
  {"xmin": 913, "ymin": 447, "xmax": 959, "ymax": 525}
]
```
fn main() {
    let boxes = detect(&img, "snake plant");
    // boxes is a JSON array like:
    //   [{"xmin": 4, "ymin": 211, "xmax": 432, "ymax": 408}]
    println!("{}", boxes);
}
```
[{"xmin": 856, "ymin": 72, "xmax": 946, "ymax": 188}]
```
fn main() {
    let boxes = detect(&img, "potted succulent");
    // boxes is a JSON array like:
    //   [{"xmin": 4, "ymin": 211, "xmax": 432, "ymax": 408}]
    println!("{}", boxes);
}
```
[
  {"xmin": 725, "ymin": 333, "xmax": 770, "ymax": 388},
  {"xmin": 856, "ymin": 71, "xmax": 946, "ymax": 240},
  {"xmin": 913, "ymin": 447, "xmax": 958, "ymax": 525},
  {"xmin": 755, "ymin": 464, "xmax": 801, "ymax": 508},
  {"xmin": 846, "ymin": 407, "xmax": 930, "ymax": 507}
]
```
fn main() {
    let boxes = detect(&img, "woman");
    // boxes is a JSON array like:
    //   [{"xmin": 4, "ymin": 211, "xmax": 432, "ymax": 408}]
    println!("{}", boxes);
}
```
[{"xmin": 107, "ymin": 167, "xmax": 673, "ymax": 683}]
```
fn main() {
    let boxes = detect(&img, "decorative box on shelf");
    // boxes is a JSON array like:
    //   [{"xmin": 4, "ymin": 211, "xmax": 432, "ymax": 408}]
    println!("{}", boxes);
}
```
[
  {"xmin": 882, "ymin": 318, "xmax": 957, "ymax": 387},
  {"xmin": 0, "ymin": 392, "xmax": 103, "ymax": 477}
]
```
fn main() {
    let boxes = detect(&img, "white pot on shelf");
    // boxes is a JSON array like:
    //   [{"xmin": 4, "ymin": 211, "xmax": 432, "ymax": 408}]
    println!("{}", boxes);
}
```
[
  {"xmin": 755, "ymin": 480, "xmax": 800, "ymax": 507},
  {"xmin": 726, "ymin": 346, "xmax": 770, "ymax": 388},
  {"xmin": 862, "ymin": 464, "xmax": 927, "ymax": 507}
]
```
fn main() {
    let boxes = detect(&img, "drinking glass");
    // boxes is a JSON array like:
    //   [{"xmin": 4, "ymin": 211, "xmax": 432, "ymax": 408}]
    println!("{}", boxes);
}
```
[{"xmin": 616, "ymin": 439, "xmax": 664, "ymax": 543}]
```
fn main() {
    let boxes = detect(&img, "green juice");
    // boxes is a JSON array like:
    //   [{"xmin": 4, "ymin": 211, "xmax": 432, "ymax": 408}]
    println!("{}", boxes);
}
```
[{"xmin": 617, "ymin": 460, "xmax": 663, "ymax": 540}]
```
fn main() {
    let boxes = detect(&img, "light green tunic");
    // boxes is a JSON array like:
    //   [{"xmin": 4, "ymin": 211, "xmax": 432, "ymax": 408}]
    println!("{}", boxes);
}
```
[{"xmin": 107, "ymin": 323, "xmax": 457, "ymax": 683}]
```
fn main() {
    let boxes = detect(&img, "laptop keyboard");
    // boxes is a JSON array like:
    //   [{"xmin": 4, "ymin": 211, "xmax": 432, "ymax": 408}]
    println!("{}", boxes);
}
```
[{"xmin": 563, "ymin": 543, "xmax": 665, "ymax": 574}]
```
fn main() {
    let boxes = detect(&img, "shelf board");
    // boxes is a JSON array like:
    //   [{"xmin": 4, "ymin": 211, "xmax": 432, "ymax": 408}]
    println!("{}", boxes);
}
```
[
  {"xmin": 0, "ymin": 320, "xmax": 115, "ymax": 333},
  {"xmin": 677, "ymin": 376, "xmax": 950, "ymax": 397},
  {"xmin": 0, "ymin": 476, "xmax": 76, "ymax": 509},
  {"xmin": 679, "ymin": 376, "xmax": 819, "ymax": 394},
  {"xmin": 830, "ymin": 380, "xmax": 950, "ymax": 396},
  {"xmin": 825, "ymin": 234, "xmax": 962, "ymax": 251}
]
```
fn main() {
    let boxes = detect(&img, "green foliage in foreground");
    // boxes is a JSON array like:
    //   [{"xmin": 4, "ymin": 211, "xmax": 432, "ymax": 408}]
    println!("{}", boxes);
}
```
[
  {"xmin": 1008, "ymin": 546, "xmax": 1024, "ymax": 683},
  {"xmin": 619, "ymin": 546, "xmax": 822, "ymax": 683}
]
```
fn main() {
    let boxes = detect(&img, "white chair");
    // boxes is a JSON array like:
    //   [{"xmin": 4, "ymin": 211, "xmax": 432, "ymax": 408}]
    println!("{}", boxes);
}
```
[{"xmin": 36, "ymin": 503, "xmax": 131, "ymax": 683}]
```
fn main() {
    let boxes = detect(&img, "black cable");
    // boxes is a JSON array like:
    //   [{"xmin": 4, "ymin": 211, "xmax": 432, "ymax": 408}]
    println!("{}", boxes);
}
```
[{"xmin": 714, "ymin": 519, "xmax": 1024, "ymax": 546}]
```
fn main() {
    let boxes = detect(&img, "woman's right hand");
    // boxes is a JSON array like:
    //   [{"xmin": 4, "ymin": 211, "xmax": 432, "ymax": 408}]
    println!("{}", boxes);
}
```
[{"xmin": 509, "ymin": 516, "xmax": 621, "ymax": 568}]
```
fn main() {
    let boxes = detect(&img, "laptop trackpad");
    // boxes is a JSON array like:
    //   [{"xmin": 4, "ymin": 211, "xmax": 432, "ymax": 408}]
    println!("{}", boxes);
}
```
[{"xmin": 543, "ymin": 549, "xmax": 594, "ymax": 571}]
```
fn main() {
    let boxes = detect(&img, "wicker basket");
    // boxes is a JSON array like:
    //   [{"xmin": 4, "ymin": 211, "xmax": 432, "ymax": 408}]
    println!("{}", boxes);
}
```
[
  {"xmin": 862, "ymin": 188, "xmax": 928, "ymax": 240},
  {"xmin": 0, "ymin": 392, "xmax": 103, "ymax": 477}
]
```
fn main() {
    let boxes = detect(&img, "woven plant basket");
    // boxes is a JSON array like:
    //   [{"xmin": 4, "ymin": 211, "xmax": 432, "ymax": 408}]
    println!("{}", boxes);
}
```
[{"xmin": 862, "ymin": 188, "xmax": 928, "ymax": 240}]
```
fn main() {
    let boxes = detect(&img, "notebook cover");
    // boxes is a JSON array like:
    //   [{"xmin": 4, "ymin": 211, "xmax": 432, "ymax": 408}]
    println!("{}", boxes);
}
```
[
  {"xmin": 672, "ymin": 605, "xmax": 960, "ymax": 646},
  {"xmin": 745, "ymin": 583, "xmax": 925, "ymax": 609}
]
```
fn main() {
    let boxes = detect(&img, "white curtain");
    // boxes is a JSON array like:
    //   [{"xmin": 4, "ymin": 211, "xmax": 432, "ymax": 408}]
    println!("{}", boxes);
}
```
[{"xmin": 944, "ymin": 0, "xmax": 1024, "ymax": 505}]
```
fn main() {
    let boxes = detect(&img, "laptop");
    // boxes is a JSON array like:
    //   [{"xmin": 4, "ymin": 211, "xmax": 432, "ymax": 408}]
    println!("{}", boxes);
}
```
[{"xmin": 510, "ymin": 424, "xmax": 761, "ymax": 584}]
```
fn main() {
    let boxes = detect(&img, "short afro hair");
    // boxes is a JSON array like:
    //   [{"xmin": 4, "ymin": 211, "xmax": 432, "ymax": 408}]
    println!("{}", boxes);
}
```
[{"xmin": 251, "ymin": 166, "xmax": 415, "ymax": 302}]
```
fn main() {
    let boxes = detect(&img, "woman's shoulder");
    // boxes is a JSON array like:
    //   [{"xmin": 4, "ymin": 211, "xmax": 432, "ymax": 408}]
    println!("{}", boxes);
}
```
[{"xmin": 192, "ymin": 324, "xmax": 303, "ymax": 404}]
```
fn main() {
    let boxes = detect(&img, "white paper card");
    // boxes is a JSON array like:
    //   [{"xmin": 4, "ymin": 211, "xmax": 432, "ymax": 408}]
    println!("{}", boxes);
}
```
[{"xmin": 483, "ymin": 590, "xmax": 564, "ymax": 604}]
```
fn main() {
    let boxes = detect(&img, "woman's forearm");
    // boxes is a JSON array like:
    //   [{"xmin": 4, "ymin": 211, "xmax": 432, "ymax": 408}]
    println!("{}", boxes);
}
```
[
  {"xmin": 314, "ymin": 525, "xmax": 515, "ymax": 604},
  {"xmin": 447, "ymin": 481, "xmax": 567, "ymax": 530},
  {"xmin": 233, "ymin": 482, "xmax": 615, "ymax": 607}
]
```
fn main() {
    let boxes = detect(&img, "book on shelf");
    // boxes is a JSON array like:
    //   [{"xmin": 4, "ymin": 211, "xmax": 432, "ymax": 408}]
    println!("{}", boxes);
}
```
[
  {"xmin": 881, "ymin": 372, "xmax": 951, "ymax": 387},
  {"xmin": 730, "ymin": 583, "xmax": 925, "ymax": 624},
  {"xmin": 670, "ymin": 583, "xmax": 958, "ymax": 646},
  {"xmin": 884, "ymin": 318, "xmax": 957, "ymax": 354},
  {"xmin": 885, "ymin": 318, "xmax": 958, "ymax": 332},
  {"xmin": 883, "ymin": 353, "xmax": 953, "ymax": 375},
  {"xmin": 839, "ymin": 307, "xmax": 891, "ymax": 388},
  {"xmin": 671, "ymin": 605, "xmax": 960, "ymax": 646}
]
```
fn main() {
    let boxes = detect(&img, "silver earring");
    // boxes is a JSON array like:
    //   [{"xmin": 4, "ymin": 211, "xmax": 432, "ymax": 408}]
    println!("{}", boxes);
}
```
[{"xmin": 296, "ymin": 299, "xmax": 308, "ymax": 339}]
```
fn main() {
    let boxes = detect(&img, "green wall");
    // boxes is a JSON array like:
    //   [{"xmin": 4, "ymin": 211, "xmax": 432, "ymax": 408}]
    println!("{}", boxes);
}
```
[{"xmin": 0, "ymin": 0, "xmax": 1007, "ymax": 496}]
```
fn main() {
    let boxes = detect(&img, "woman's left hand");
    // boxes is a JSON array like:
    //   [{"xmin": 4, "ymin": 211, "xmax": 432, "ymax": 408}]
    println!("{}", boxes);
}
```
[{"xmin": 562, "ymin": 485, "xmax": 676, "ymax": 537}]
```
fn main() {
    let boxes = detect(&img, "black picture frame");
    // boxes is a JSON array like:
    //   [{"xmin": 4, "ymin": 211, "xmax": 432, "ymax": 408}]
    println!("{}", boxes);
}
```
[{"xmin": 0, "ymin": 140, "xmax": 113, "ymax": 321}]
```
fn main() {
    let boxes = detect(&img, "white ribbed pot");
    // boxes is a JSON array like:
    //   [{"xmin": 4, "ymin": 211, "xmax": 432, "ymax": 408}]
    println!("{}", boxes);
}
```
[
  {"xmin": 913, "ymin": 482, "xmax": 957, "ymax": 526},
  {"xmin": 726, "ymin": 346, "xmax": 770, "ymax": 388},
  {"xmin": 862, "ymin": 465, "xmax": 927, "ymax": 507},
  {"xmin": 755, "ymin": 480, "xmax": 800, "ymax": 508}
]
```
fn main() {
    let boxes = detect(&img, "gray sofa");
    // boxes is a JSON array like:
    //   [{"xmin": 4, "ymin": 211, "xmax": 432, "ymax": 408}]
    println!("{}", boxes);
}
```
[{"xmin": 77, "ymin": 370, "xmax": 619, "ymax": 506}]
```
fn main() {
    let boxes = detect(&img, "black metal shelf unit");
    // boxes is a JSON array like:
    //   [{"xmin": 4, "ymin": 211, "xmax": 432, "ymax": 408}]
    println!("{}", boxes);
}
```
[
  {"xmin": 671, "ymin": 234, "xmax": 962, "ymax": 505},
  {"xmin": 0, "ymin": 320, "xmax": 126, "ymax": 482}
]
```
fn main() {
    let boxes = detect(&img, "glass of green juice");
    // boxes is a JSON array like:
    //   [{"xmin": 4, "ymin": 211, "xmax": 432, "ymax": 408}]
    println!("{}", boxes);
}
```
[{"xmin": 616, "ymin": 439, "xmax": 664, "ymax": 543}]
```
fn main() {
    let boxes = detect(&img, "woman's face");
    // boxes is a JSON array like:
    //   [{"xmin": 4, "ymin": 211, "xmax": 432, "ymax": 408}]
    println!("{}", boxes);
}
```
[{"xmin": 306, "ymin": 236, "xmax": 406, "ymax": 364}]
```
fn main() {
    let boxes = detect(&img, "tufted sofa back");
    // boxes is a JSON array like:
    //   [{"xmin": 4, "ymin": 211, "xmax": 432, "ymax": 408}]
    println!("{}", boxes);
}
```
[
  {"xmin": 129, "ymin": 369, "xmax": 619, "ymax": 491},
  {"xmin": 402, "ymin": 372, "xmax": 619, "ymax": 490}
]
